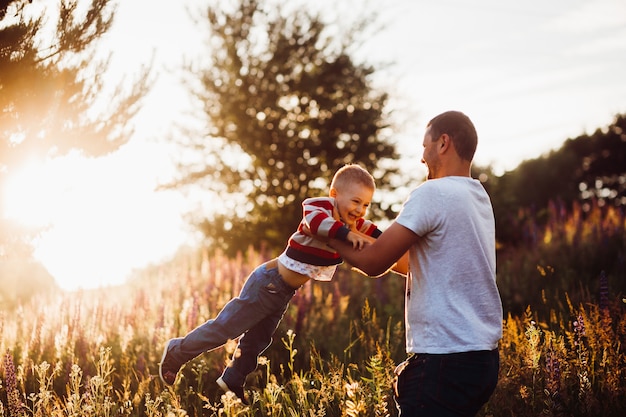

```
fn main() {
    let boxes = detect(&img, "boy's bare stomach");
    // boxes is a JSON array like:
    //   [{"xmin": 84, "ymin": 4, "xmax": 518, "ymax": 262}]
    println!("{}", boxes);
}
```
[{"xmin": 264, "ymin": 258, "xmax": 310, "ymax": 289}]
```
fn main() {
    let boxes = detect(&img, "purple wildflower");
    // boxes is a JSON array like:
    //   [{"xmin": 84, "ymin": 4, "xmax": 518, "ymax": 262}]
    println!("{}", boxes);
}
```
[
  {"xmin": 3, "ymin": 351, "xmax": 23, "ymax": 417},
  {"xmin": 545, "ymin": 347, "xmax": 561, "ymax": 394},
  {"xmin": 599, "ymin": 270, "xmax": 609, "ymax": 313},
  {"xmin": 574, "ymin": 315, "xmax": 585, "ymax": 338}
]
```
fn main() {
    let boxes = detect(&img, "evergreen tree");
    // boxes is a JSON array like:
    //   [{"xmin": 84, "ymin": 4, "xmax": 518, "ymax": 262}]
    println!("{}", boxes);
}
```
[
  {"xmin": 173, "ymin": 0, "xmax": 399, "ymax": 254},
  {"xmin": 0, "ymin": 0, "xmax": 146, "ymax": 171}
]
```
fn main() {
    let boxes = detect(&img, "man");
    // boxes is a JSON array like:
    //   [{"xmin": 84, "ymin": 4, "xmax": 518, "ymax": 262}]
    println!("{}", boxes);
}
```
[{"xmin": 329, "ymin": 111, "xmax": 502, "ymax": 416}]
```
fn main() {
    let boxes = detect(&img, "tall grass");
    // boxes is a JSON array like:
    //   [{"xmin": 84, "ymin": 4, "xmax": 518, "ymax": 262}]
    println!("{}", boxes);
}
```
[
  {"xmin": 0, "ymin": 201, "xmax": 624, "ymax": 416},
  {"xmin": 497, "ymin": 199, "xmax": 625, "ymax": 316}
]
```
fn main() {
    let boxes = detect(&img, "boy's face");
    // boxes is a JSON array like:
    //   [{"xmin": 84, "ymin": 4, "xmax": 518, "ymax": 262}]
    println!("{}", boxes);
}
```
[{"xmin": 330, "ymin": 183, "xmax": 374, "ymax": 227}]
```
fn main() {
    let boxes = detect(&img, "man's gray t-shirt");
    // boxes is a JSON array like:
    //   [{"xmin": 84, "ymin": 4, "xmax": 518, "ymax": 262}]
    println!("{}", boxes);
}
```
[{"xmin": 396, "ymin": 176, "xmax": 503, "ymax": 354}]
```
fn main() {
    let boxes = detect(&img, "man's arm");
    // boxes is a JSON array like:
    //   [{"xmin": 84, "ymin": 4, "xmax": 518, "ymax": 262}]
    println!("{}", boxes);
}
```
[
  {"xmin": 329, "ymin": 221, "xmax": 417, "ymax": 277},
  {"xmin": 350, "ymin": 229, "xmax": 409, "ymax": 276},
  {"xmin": 392, "ymin": 251, "xmax": 409, "ymax": 276}
]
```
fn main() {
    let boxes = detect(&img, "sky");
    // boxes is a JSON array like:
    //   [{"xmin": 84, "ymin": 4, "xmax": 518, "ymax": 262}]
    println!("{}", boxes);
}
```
[{"xmin": 3, "ymin": 0, "xmax": 626, "ymax": 291}]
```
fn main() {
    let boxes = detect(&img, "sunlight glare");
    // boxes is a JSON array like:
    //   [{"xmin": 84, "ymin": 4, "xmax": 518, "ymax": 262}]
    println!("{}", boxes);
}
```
[
  {"xmin": 4, "ymin": 159, "xmax": 60, "ymax": 227},
  {"xmin": 3, "ymin": 145, "xmax": 192, "ymax": 292}
]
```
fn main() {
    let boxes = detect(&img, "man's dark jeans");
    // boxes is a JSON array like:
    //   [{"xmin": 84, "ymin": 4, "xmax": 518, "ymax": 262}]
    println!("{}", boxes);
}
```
[{"xmin": 394, "ymin": 349, "xmax": 499, "ymax": 416}]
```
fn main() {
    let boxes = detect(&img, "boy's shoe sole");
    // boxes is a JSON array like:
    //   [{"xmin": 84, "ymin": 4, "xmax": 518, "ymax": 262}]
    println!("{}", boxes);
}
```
[
  {"xmin": 159, "ymin": 339, "xmax": 179, "ymax": 386},
  {"xmin": 216, "ymin": 376, "xmax": 249, "ymax": 405}
]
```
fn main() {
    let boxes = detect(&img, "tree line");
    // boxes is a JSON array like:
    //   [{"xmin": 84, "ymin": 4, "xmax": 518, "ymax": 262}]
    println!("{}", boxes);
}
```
[{"xmin": 478, "ymin": 114, "xmax": 626, "ymax": 247}]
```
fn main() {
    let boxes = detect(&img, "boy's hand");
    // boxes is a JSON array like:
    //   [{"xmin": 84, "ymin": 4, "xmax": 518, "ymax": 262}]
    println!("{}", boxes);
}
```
[{"xmin": 346, "ymin": 231, "xmax": 375, "ymax": 250}]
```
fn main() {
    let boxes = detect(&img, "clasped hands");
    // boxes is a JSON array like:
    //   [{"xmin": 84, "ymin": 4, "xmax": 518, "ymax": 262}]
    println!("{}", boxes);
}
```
[
  {"xmin": 302, "ymin": 207, "xmax": 375, "ymax": 250},
  {"xmin": 301, "ymin": 224, "xmax": 373, "ymax": 250}
]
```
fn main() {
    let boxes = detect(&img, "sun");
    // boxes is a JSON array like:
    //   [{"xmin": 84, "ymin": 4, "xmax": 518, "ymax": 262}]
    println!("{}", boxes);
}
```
[{"xmin": 2, "ymin": 148, "xmax": 192, "ymax": 292}]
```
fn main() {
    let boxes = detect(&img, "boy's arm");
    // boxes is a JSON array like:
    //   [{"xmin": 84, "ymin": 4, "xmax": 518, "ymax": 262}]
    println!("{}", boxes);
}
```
[
  {"xmin": 300, "ymin": 218, "xmax": 370, "ymax": 250},
  {"xmin": 303, "ymin": 200, "xmax": 351, "ymax": 241}
]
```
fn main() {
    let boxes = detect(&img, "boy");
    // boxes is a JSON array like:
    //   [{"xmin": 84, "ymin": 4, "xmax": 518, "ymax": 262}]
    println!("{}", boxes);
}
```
[{"xmin": 159, "ymin": 164, "xmax": 382, "ymax": 404}]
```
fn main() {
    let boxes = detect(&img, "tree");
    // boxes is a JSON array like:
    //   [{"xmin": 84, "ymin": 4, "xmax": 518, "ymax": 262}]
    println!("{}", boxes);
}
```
[
  {"xmin": 172, "ymin": 0, "xmax": 400, "ymax": 255},
  {"xmin": 572, "ymin": 114, "xmax": 626, "ymax": 206},
  {"xmin": 0, "ymin": 0, "xmax": 149, "ymax": 296},
  {"xmin": 484, "ymin": 113, "xmax": 626, "ymax": 247},
  {"xmin": 0, "ymin": 0, "xmax": 148, "ymax": 169}
]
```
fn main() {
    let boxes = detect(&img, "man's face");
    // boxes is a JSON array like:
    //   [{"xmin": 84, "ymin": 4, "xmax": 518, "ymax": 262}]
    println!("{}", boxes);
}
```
[
  {"xmin": 331, "ymin": 183, "xmax": 374, "ymax": 228},
  {"xmin": 422, "ymin": 126, "xmax": 442, "ymax": 179}
]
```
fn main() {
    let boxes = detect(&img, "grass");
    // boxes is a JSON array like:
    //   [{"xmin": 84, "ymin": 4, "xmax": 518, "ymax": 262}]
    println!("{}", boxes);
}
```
[{"xmin": 0, "ymin": 200, "xmax": 624, "ymax": 416}]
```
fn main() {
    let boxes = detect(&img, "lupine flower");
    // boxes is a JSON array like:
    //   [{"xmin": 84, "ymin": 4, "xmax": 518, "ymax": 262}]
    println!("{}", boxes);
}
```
[
  {"xmin": 3, "ymin": 351, "xmax": 23, "ymax": 417},
  {"xmin": 573, "ymin": 315, "xmax": 586, "ymax": 342},
  {"xmin": 599, "ymin": 270, "xmax": 609, "ymax": 313},
  {"xmin": 545, "ymin": 346, "xmax": 561, "ymax": 401}
]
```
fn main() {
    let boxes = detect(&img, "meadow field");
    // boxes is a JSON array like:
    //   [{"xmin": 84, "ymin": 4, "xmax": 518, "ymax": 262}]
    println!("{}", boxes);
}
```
[{"xmin": 1, "ymin": 200, "xmax": 624, "ymax": 416}]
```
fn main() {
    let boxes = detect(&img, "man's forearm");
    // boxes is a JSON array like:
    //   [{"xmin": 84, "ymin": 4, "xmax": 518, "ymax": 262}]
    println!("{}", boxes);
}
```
[
  {"xmin": 330, "ymin": 221, "xmax": 416, "ymax": 277},
  {"xmin": 329, "ymin": 238, "xmax": 393, "ymax": 277}
]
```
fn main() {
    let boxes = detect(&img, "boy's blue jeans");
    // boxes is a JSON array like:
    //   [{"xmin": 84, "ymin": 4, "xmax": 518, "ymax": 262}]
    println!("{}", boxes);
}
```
[
  {"xmin": 165, "ymin": 263, "xmax": 297, "ymax": 388},
  {"xmin": 394, "ymin": 349, "xmax": 499, "ymax": 417}
]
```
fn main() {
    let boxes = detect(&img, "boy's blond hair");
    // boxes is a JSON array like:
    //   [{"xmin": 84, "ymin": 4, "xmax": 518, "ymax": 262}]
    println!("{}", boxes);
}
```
[{"xmin": 330, "ymin": 164, "xmax": 376, "ymax": 192}]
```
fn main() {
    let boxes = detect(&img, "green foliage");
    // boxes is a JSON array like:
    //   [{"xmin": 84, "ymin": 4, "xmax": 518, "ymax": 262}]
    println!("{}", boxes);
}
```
[
  {"xmin": 483, "ymin": 113, "xmax": 626, "ymax": 246},
  {"xmin": 173, "ymin": 0, "xmax": 399, "ymax": 255}
]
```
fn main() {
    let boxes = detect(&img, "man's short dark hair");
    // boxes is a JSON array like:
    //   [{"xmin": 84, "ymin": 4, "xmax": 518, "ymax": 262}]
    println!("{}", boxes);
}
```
[{"xmin": 428, "ymin": 111, "xmax": 478, "ymax": 162}]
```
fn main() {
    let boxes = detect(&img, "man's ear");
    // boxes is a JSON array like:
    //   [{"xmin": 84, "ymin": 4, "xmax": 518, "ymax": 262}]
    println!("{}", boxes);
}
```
[
  {"xmin": 439, "ymin": 133, "xmax": 451, "ymax": 153},
  {"xmin": 329, "ymin": 187, "xmax": 338, "ymax": 198}
]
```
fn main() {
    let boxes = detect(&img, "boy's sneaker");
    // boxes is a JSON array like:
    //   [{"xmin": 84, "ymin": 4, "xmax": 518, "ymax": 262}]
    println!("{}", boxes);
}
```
[
  {"xmin": 159, "ymin": 339, "xmax": 182, "ymax": 386},
  {"xmin": 216, "ymin": 376, "xmax": 249, "ymax": 405}
]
